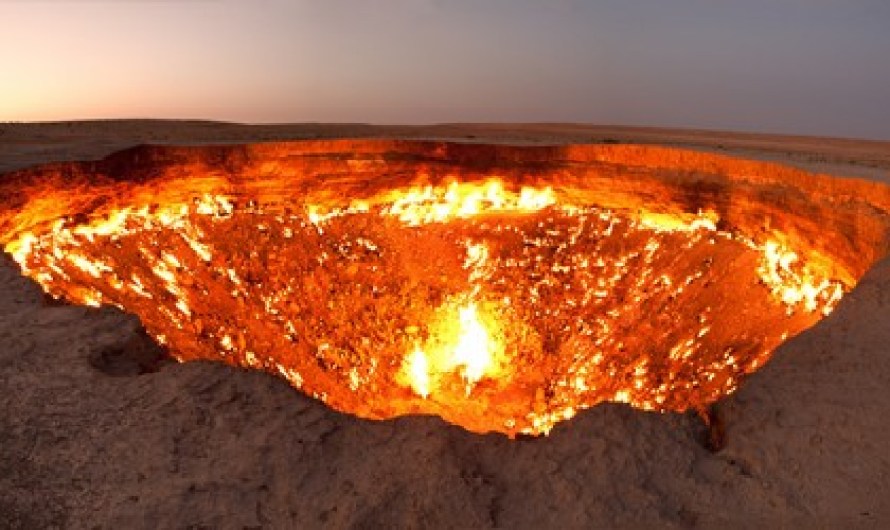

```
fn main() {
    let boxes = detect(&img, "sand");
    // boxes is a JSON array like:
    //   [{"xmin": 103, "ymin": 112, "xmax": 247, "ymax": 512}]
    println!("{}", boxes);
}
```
[{"xmin": 1, "ymin": 121, "xmax": 889, "ymax": 528}]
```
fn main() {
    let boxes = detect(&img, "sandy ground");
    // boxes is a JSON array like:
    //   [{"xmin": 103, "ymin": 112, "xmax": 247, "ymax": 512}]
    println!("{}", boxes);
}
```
[{"xmin": 1, "ymin": 121, "xmax": 889, "ymax": 528}]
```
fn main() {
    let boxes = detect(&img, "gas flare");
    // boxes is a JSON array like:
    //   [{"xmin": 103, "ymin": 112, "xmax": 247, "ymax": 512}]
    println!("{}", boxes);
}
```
[{"xmin": 398, "ymin": 298, "xmax": 506, "ymax": 399}]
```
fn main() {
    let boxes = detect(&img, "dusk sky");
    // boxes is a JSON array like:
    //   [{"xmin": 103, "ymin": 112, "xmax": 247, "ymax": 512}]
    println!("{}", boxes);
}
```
[{"xmin": 2, "ymin": 0, "xmax": 889, "ymax": 139}]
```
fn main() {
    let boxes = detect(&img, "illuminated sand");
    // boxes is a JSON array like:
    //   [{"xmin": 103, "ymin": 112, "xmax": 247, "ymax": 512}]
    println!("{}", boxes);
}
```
[{"xmin": 1, "ymin": 141, "xmax": 886, "ymax": 436}]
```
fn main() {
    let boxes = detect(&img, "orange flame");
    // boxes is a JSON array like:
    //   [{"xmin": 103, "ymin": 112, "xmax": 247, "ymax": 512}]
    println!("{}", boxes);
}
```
[{"xmin": 399, "ymin": 298, "xmax": 506, "ymax": 399}]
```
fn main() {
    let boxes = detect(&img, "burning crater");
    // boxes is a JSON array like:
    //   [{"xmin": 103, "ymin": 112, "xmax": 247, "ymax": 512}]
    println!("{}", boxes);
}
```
[{"xmin": 1, "ymin": 141, "xmax": 889, "ymax": 436}]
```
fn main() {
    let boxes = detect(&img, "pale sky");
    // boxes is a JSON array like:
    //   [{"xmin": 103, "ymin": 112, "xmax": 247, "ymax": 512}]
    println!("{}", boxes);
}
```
[{"xmin": 2, "ymin": 0, "xmax": 889, "ymax": 139}]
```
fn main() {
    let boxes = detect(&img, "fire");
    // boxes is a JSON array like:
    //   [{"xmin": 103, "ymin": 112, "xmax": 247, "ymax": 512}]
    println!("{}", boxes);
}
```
[
  {"xmin": 399, "ymin": 299, "xmax": 505, "ymax": 399},
  {"xmin": 0, "ymin": 149, "xmax": 869, "ymax": 437},
  {"xmin": 451, "ymin": 302, "xmax": 495, "ymax": 385},
  {"xmin": 639, "ymin": 210, "xmax": 719, "ymax": 233},
  {"xmin": 359, "ymin": 179, "xmax": 555, "ymax": 226},
  {"xmin": 757, "ymin": 240, "xmax": 844, "ymax": 315},
  {"xmin": 400, "ymin": 346, "xmax": 430, "ymax": 398}
]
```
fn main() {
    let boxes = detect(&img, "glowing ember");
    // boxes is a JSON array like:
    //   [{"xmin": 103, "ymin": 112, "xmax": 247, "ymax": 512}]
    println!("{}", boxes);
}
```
[{"xmin": 2, "ymin": 141, "xmax": 886, "ymax": 436}]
